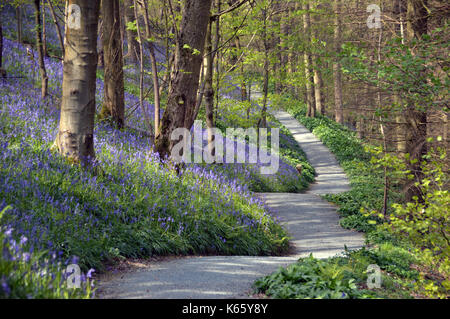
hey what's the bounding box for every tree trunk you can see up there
[55,0,100,164]
[214,0,221,121]
[192,61,205,121]
[235,36,247,101]
[34,0,48,99]
[406,0,428,39]
[394,0,407,153]
[204,20,215,159]
[46,0,65,57]
[100,0,125,128]
[404,107,427,201]
[42,0,48,57]
[303,2,315,118]
[63,1,68,46]
[161,2,172,96]
[313,68,324,115]
[119,0,125,56]
[333,0,344,124]
[97,21,104,68]
[159,53,174,97]
[154,0,213,160]
[16,7,22,43]
[261,7,269,128]
[403,0,428,202]
[311,2,324,115]
[394,95,406,153]
[134,0,154,141]
[124,0,139,63]
[141,0,161,136]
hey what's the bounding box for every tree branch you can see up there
[210,0,250,21]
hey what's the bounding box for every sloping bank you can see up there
[0,38,289,298]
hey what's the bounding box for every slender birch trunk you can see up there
[124,0,139,63]
[134,0,154,142]
[42,0,48,57]
[303,2,315,118]
[34,0,48,99]
[333,0,344,124]
[141,0,161,136]
[46,0,65,57]
[204,20,215,158]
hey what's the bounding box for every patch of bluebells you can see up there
[0,5,301,298]
[0,207,94,299]
[1,4,158,131]
[1,4,306,192]
[186,124,308,193]
[0,32,288,298]
[1,4,61,55]
[214,94,314,192]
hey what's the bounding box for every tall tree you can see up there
[403,0,429,202]
[34,0,48,99]
[100,0,125,128]
[261,2,270,127]
[303,2,315,118]
[46,0,65,57]
[141,0,161,136]
[333,0,343,124]
[155,0,213,160]
[55,0,100,164]
[394,0,407,154]
[124,0,139,63]
[134,0,154,140]
[214,0,221,118]
[41,0,47,57]
[16,6,22,43]
[228,0,247,101]
[204,19,215,158]
[311,1,324,115]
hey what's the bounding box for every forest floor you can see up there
[96,110,365,299]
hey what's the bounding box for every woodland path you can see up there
[96,111,364,299]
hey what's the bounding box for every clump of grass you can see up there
[254,243,417,299]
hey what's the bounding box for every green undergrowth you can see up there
[254,243,418,299]
[253,94,420,299]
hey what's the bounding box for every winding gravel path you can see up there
[97,111,364,299]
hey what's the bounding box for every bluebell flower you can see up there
[87,269,95,279]
[1,280,11,296]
